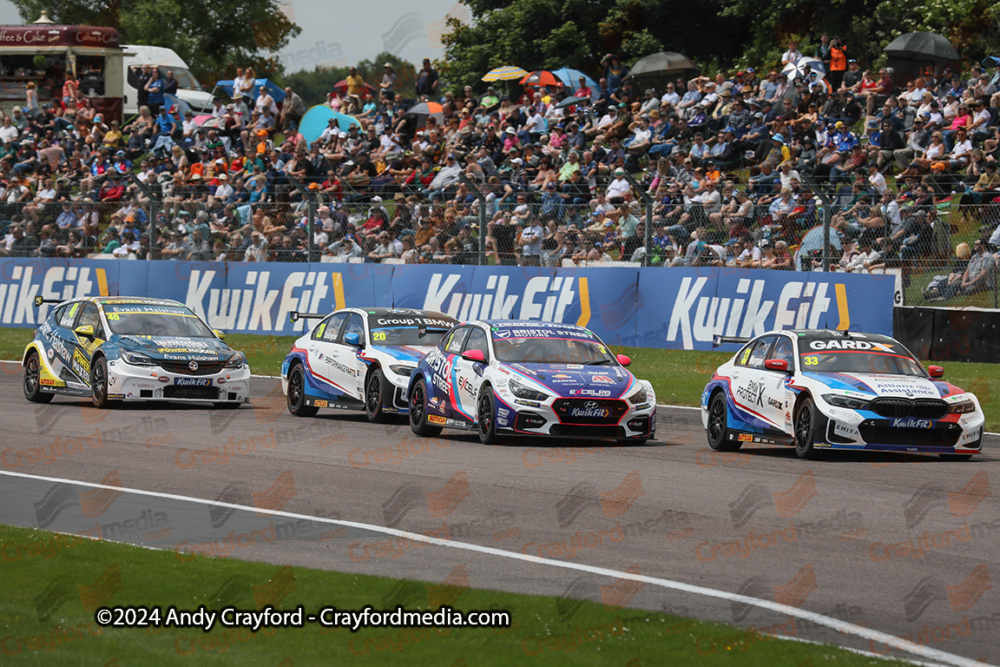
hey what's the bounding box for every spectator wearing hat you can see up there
[868,118,905,173]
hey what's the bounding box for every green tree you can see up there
[11,0,300,82]
[440,0,742,93]
[277,52,418,107]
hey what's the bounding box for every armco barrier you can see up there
[0,259,895,351]
[894,306,1000,363]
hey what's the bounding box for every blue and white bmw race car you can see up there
[701,329,985,460]
[406,320,656,444]
[23,296,250,408]
[281,308,458,421]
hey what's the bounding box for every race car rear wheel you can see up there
[409,381,442,437]
[286,365,318,417]
[707,391,739,451]
[794,398,824,460]
[477,387,499,445]
[23,351,53,404]
[90,357,118,409]
[365,368,389,423]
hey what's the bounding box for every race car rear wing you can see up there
[288,311,327,323]
[713,335,751,347]
[34,296,63,307]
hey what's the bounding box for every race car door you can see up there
[69,302,107,385]
[451,326,489,422]
[46,301,82,380]
[339,313,367,398]
[306,312,351,397]
[766,335,796,430]
[732,335,781,430]
[440,326,471,419]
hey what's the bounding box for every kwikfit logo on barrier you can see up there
[668,277,840,350]
[185,269,332,332]
[423,274,579,322]
[0,265,107,326]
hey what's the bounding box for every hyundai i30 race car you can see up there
[281,308,458,420]
[23,296,250,408]
[406,320,656,444]
[701,330,985,460]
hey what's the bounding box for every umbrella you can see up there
[164,93,191,117]
[625,52,699,88]
[482,66,529,82]
[781,57,826,79]
[793,225,843,271]
[550,67,600,100]
[197,117,226,130]
[299,105,362,147]
[405,101,444,129]
[520,71,563,88]
[884,32,959,62]
[554,94,591,109]
[331,79,378,98]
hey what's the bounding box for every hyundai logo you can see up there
[584,400,599,409]
[189,361,199,371]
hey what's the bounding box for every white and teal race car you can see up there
[281,308,458,421]
[701,329,985,460]
[23,296,250,408]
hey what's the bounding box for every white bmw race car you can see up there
[406,320,656,444]
[281,308,458,420]
[701,329,985,460]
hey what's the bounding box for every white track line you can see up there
[0,469,988,667]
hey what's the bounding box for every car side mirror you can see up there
[213,329,226,340]
[462,349,486,363]
[764,359,789,373]
[74,325,95,339]
[928,365,944,379]
[616,354,631,367]
[344,332,362,347]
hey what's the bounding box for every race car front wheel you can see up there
[409,381,442,437]
[794,398,824,460]
[478,387,499,445]
[287,365,318,417]
[23,351,53,404]
[90,357,119,409]
[365,369,389,423]
[707,392,738,451]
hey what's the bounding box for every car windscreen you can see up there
[369,326,451,346]
[799,345,924,376]
[103,304,215,337]
[492,334,615,364]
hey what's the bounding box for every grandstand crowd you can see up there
[1,47,999,298]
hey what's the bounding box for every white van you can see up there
[122,44,213,115]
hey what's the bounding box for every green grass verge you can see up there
[0,524,915,666]
[1,328,997,431]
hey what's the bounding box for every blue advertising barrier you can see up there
[0,259,895,351]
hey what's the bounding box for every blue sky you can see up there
[0,0,469,73]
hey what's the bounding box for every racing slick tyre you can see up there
[23,351,53,403]
[365,368,390,423]
[90,357,119,409]
[707,391,739,451]
[409,380,442,437]
[213,401,241,409]
[794,398,824,460]
[286,364,318,417]
[477,386,500,445]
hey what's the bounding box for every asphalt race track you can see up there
[1,361,998,666]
